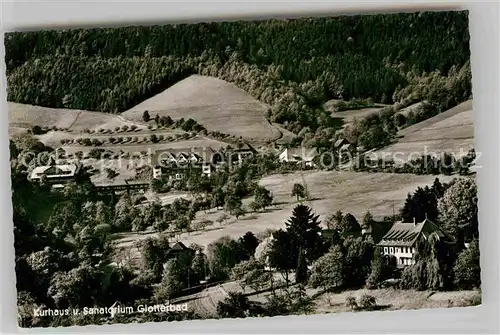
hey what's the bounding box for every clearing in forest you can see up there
[373,100,474,162]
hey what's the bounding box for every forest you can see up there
[6,11,470,135]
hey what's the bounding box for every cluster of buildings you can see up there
[150,143,257,180]
[27,137,456,271]
[26,137,358,186]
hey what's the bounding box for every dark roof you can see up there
[340,143,355,150]
[165,241,193,258]
[376,219,453,247]
[170,241,189,251]
[231,142,257,153]
[334,138,349,148]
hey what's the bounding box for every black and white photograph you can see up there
[4,9,481,328]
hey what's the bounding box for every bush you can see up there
[91,139,102,146]
[358,294,376,310]
[130,125,138,131]
[121,125,129,131]
[345,296,358,310]
[115,126,120,132]
[31,125,43,135]
[150,134,159,143]
[453,239,481,290]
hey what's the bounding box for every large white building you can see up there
[278,147,319,168]
[376,218,453,267]
[29,163,82,184]
[151,147,217,180]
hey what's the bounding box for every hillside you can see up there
[122,75,282,143]
[373,100,474,161]
[8,102,143,132]
[6,12,470,136]
[331,106,386,126]
[8,101,231,156]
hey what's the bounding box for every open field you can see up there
[8,102,82,129]
[121,75,283,144]
[174,277,479,317]
[8,102,144,132]
[332,107,385,125]
[323,99,388,127]
[114,170,457,255]
[313,288,480,314]
[61,137,230,155]
[373,100,474,162]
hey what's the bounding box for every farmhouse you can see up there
[279,147,319,167]
[228,142,258,164]
[151,147,217,179]
[165,241,195,259]
[29,163,82,184]
[334,138,356,153]
[377,218,453,267]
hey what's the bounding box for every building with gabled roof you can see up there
[164,241,195,259]
[334,138,349,148]
[29,163,82,184]
[278,147,319,167]
[151,147,217,179]
[376,218,454,267]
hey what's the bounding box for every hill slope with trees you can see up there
[6,11,471,136]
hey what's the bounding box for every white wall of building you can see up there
[382,246,416,266]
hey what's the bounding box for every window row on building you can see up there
[383,246,416,254]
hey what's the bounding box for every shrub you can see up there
[115,126,120,132]
[148,125,153,130]
[91,139,102,146]
[358,294,376,310]
[345,296,358,310]
[121,125,129,131]
[150,134,159,143]
[31,125,43,135]
[130,125,138,131]
[453,239,481,290]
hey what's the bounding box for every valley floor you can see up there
[113,170,458,264]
